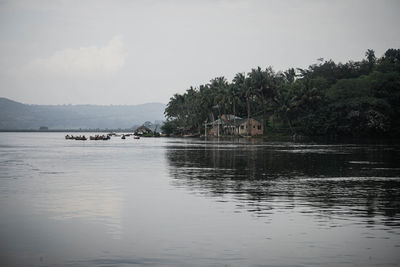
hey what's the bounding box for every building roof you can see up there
[206,114,243,126]
[221,114,242,121]
[206,118,227,126]
[235,118,261,126]
[206,116,261,127]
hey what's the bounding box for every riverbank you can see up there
[0,128,137,133]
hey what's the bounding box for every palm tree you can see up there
[248,66,277,132]
[272,86,297,134]
[283,68,296,84]
[198,84,214,122]
[165,93,186,134]
[209,76,228,119]
[233,72,254,135]
[228,83,241,121]
[365,49,376,72]
[183,87,200,133]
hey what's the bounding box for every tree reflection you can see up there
[166,140,400,226]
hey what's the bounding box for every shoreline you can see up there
[0,129,136,133]
[1,130,399,144]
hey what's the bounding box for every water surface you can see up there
[0,133,399,266]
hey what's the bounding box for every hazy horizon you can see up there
[1,0,400,105]
[0,96,166,106]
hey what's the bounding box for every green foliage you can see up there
[161,120,179,136]
[164,48,400,137]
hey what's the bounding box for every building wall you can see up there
[208,126,238,136]
[207,118,263,136]
[208,126,219,136]
[238,119,263,136]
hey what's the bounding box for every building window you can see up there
[258,125,261,130]
[253,125,255,128]
[240,125,244,129]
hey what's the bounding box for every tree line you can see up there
[163,49,400,137]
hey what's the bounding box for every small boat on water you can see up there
[65,134,87,140]
[89,135,110,140]
[133,135,140,139]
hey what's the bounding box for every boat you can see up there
[89,135,110,140]
[74,135,87,141]
[65,134,87,140]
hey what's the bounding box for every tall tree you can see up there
[248,66,277,131]
[233,72,253,135]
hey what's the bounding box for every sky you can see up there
[0,0,399,105]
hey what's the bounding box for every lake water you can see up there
[0,133,399,266]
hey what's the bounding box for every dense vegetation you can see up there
[163,49,400,138]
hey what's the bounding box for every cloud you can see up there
[18,35,125,78]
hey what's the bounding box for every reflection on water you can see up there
[167,139,400,227]
[0,135,124,238]
[1,134,400,266]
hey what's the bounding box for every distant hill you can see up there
[0,97,166,130]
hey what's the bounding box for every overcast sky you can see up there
[0,0,399,105]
